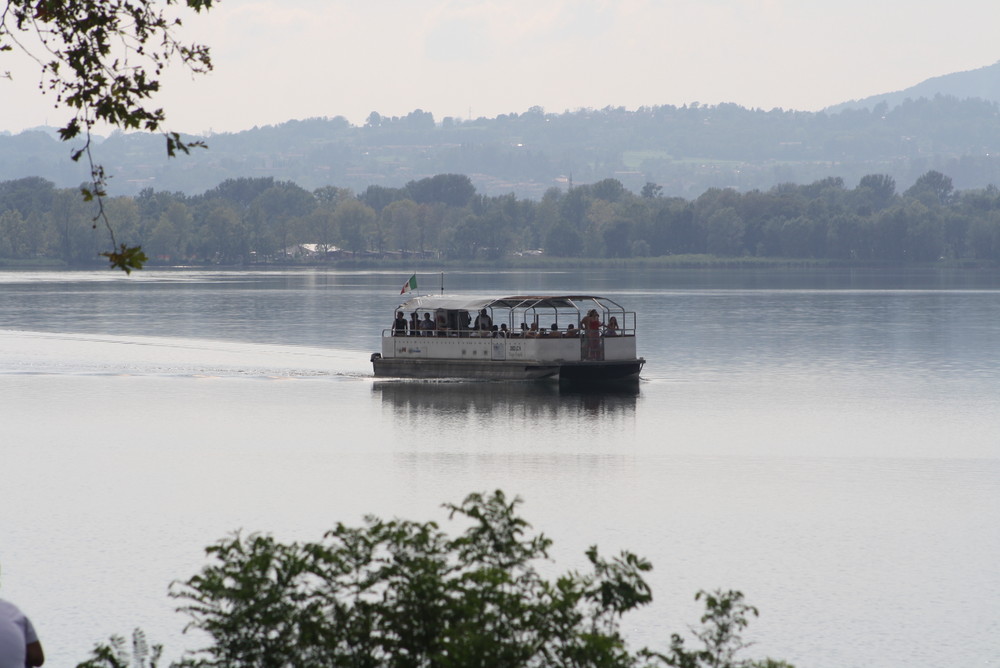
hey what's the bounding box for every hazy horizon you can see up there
[2,0,998,136]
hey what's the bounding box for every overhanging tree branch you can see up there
[1,0,214,271]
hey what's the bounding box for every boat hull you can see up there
[371,355,644,383]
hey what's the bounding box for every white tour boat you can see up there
[371,294,645,383]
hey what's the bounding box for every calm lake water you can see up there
[1,268,998,667]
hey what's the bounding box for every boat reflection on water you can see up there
[372,379,638,421]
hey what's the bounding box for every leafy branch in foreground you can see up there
[1,0,214,271]
[649,589,794,668]
[76,628,162,668]
[77,491,793,668]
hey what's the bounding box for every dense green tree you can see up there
[204,178,278,210]
[297,209,339,254]
[641,182,664,199]
[103,197,143,251]
[359,185,407,212]
[406,174,476,208]
[968,211,1000,261]
[380,199,421,252]
[561,187,589,230]
[649,201,700,255]
[167,491,648,667]
[905,170,954,206]
[197,201,245,262]
[545,223,584,257]
[825,213,867,260]
[0,177,57,216]
[116,490,789,668]
[0,210,27,258]
[49,188,100,265]
[592,178,627,202]
[252,182,317,256]
[705,207,745,256]
[313,185,353,208]
[901,202,945,261]
[855,174,897,213]
[334,198,377,252]
[604,220,634,258]
[778,216,826,258]
[146,201,194,261]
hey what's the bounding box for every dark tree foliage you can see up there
[203,178,278,209]
[76,491,792,668]
[3,170,1000,266]
[592,178,627,202]
[905,170,954,205]
[170,491,656,668]
[406,174,476,208]
[359,184,409,212]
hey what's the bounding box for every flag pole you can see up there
[440,272,444,295]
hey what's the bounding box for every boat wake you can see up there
[0,329,371,381]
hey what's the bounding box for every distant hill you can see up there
[826,60,1000,112]
[3,64,1000,199]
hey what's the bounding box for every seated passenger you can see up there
[548,323,560,336]
[525,322,541,338]
[565,323,577,338]
[605,316,620,336]
[499,323,510,338]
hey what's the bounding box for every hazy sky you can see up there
[3,0,999,135]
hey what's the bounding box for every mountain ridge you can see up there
[825,60,1000,112]
[2,63,1000,199]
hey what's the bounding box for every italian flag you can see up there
[400,274,417,294]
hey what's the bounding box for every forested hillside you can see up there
[2,170,998,267]
[2,95,999,200]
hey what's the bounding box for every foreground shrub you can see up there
[78,491,792,668]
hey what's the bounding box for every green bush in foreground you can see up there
[78,491,792,668]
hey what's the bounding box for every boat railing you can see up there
[382,327,636,338]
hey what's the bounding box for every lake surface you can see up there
[0,268,998,667]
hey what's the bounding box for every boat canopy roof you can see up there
[397,295,629,313]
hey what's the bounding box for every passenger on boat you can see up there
[525,322,541,338]
[604,316,620,336]
[499,323,510,338]
[548,323,560,336]
[458,310,472,336]
[419,312,436,335]
[393,312,408,336]
[474,308,493,332]
[581,309,603,359]
[409,312,419,334]
[565,323,577,338]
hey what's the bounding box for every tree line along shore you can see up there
[1,169,999,269]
